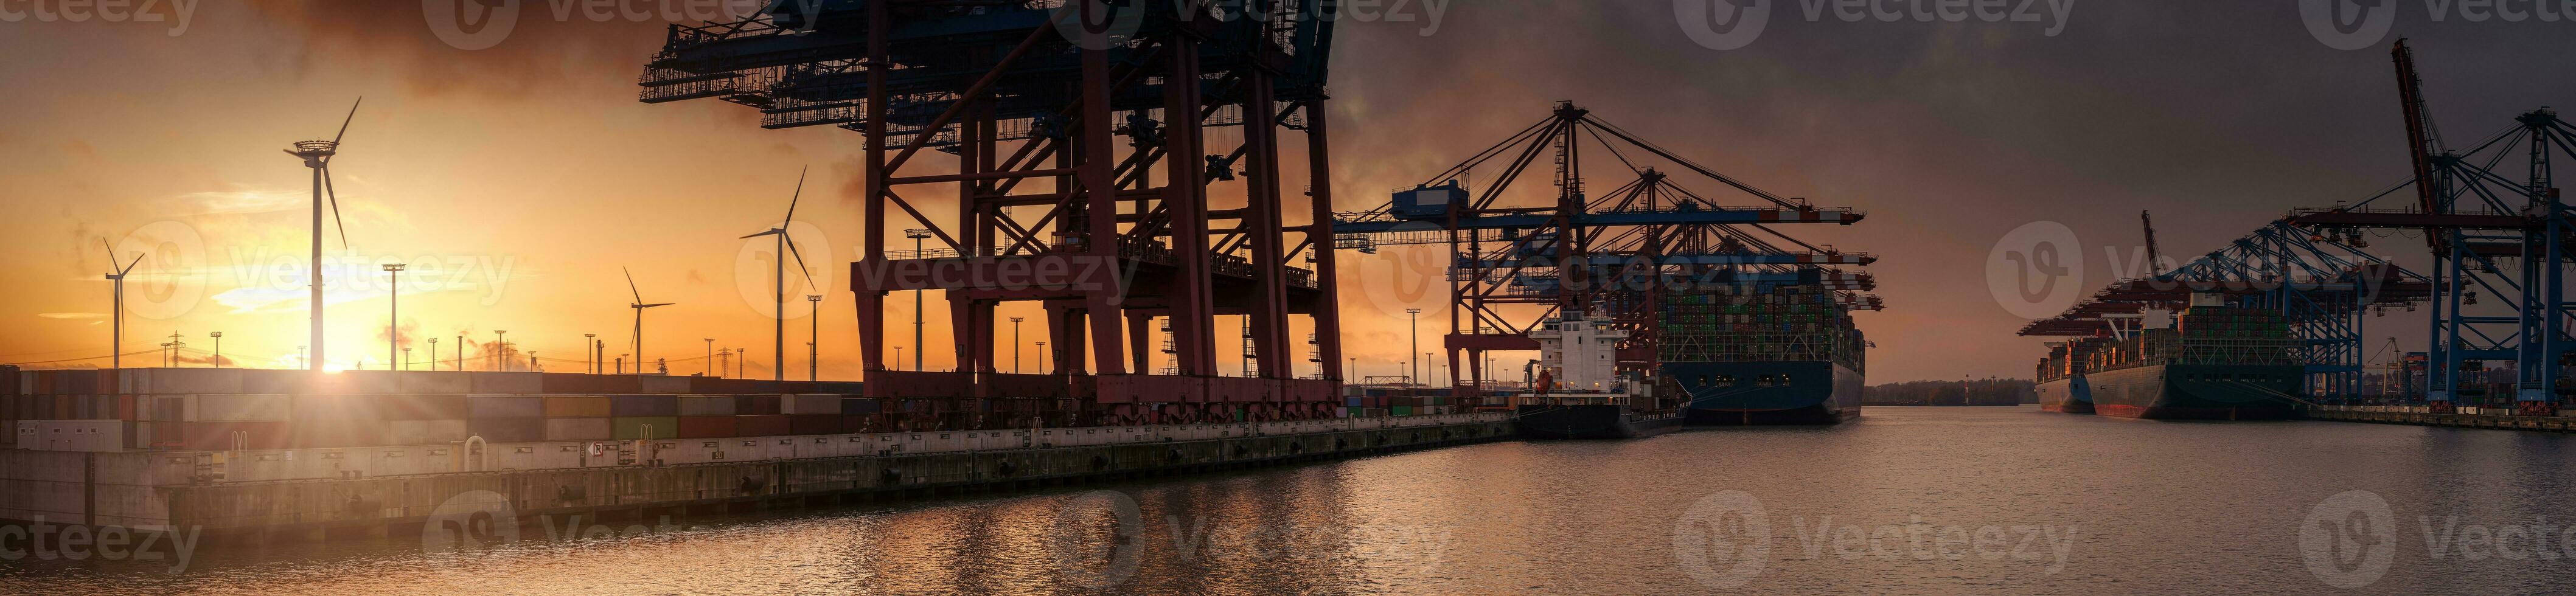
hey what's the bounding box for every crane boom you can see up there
[2392,39,2448,252]
[2140,210,2163,275]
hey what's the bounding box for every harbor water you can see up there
[6,406,2575,594]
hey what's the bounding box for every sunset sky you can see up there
[3,2,2571,383]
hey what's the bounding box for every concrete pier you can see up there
[2300,406,2576,433]
[0,415,1512,542]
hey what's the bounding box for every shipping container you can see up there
[739,393,782,415]
[543,396,613,418]
[677,415,737,439]
[468,417,546,443]
[290,394,384,421]
[149,368,245,394]
[637,376,691,394]
[840,398,882,415]
[242,371,311,395]
[198,394,292,421]
[397,370,475,393]
[381,394,471,420]
[679,396,739,417]
[389,419,469,445]
[736,414,791,437]
[594,375,642,395]
[613,416,680,440]
[290,419,389,449]
[468,395,545,418]
[540,373,602,394]
[469,372,544,393]
[781,394,840,415]
[789,414,841,435]
[611,395,680,417]
[328,370,402,394]
[179,420,291,451]
[543,417,613,442]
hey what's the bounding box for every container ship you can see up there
[2034,341,2097,414]
[2024,295,2305,420]
[1660,285,1868,425]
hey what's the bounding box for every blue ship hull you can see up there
[1665,361,1862,425]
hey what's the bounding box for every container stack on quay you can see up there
[1,367,902,453]
[2078,308,2301,373]
[1338,384,1488,418]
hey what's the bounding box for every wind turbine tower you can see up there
[284,98,361,371]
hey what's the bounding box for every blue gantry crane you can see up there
[1332,102,1880,404]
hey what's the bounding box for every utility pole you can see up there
[209,331,223,368]
[403,347,413,370]
[1009,317,1025,374]
[166,331,184,367]
[495,330,509,372]
[585,333,597,374]
[426,338,437,371]
[907,229,931,372]
[807,294,823,381]
[383,263,405,370]
[704,338,715,376]
[454,334,462,370]
[1406,308,1422,385]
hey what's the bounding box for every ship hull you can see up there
[1515,404,1683,440]
[2087,363,2302,420]
[1667,361,1862,426]
[2036,375,2095,414]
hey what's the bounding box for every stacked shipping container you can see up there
[1,369,889,452]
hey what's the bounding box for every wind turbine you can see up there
[625,267,675,375]
[739,167,817,381]
[284,97,362,371]
[100,240,144,369]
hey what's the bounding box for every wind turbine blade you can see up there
[782,166,807,226]
[785,235,816,289]
[100,238,116,272]
[624,266,643,303]
[122,254,145,275]
[332,97,363,145]
[740,229,783,239]
[323,167,350,251]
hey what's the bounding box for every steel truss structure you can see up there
[1332,102,1878,404]
[641,1,1348,428]
[2285,40,2574,414]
